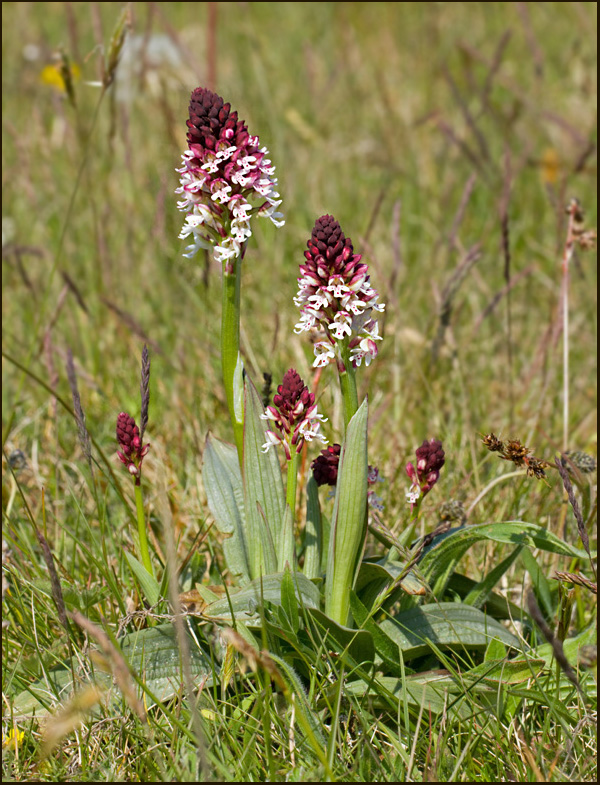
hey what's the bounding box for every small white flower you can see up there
[405,484,421,505]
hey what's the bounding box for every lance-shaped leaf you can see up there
[11,624,214,717]
[303,475,323,580]
[307,607,374,666]
[243,378,285,578]
[416,520,589,599]
[324,398,369,626]
[379,602,522,662]
[202,571,320,623]
[203,434,250,583]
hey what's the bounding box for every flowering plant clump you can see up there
[176,87,284,265]
[405,438,445,506]
[294,215,385,368]
[116,412,149,485]
[261,368,327,460]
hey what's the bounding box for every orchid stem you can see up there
[134,481,154,578]
[221,254,244,462]
[286,451,299,519]
[339,343,359,430]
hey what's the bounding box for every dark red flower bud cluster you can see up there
[116,412,149,484]
[311,443,342,487]
[187,87,249,156]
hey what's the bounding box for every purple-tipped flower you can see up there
[311,443,342,486]
[116,412,149,484]
[261,369,327,460]
[405,438,445,505]
[176,87,284,265]
[294,215,385,368]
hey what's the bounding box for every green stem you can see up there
[134,482,154,578]
[286,450,299,518]
[221,255,244,461]
[338,343,359,430]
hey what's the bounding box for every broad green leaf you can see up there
[280,564,300,634]
[446,573,523,620]
[306,607,374,666]
[12,624,214,717]
[303,476,323,580]
[202,571,320,623]
[343,673,472,719]
[464,656,546,685]
[349,592,404,677]
[485,638,508,662]
[379,602,522,661]
[124,551,161,606]
[203,434,250,583]
[464,545,524,610]
[417,521,588,598]
[280,505,295,572]
[344,653,547,720]
[520,547,555,618]
[243,378,285,578]
[356,559,428,598]
[325,398,369,625]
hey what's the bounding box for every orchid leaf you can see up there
[325,397,369,625]
[379,602,522,662]
[416,521,588,599]
[202,571,320,624]
[307,607,374,666]
[242,377,285,578]
[11,624,214,717]
[203,434,250,583]
[303,476,323,580]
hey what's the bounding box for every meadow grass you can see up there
[2,2,597,781]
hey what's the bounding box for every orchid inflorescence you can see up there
[116,412,149,485]
[405,438,446,506]
[176,87,284,266]
[261,368,327,460]
[294,215,385,368]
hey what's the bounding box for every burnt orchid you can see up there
[405,438,445,508]
[115,348,154,579]
[294,215,384,429]
[176,87,284,460]
[176,87,283,264]
[312,443,342,487]
[312,445,383,509]
[295,215,384,367]
[261,369,327,519]
[261,369,327,460]
[116,412,149,484]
